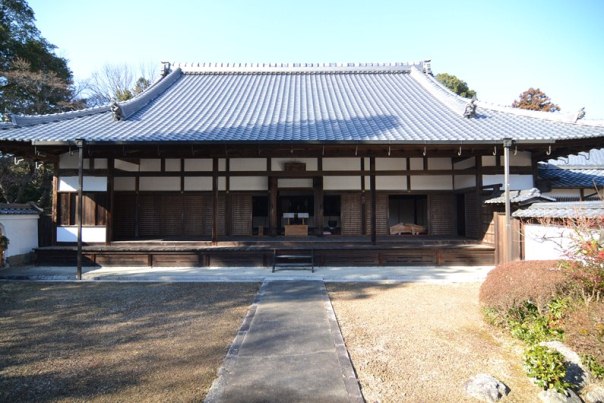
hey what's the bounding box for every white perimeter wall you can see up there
[57,226,106,243]
[524,224,574,260]
[0,215,39,257]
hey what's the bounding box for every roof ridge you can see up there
[9,104,111,127]
[474,99,603,125]
[115,67,182,120]
[6,67,184,127]
[172,61,427,74]
[409,67,469,116]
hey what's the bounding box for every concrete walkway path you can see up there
[0,264,493,283]
[204,280,363,403]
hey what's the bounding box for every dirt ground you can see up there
[0,282,258,402]
[328,282,543,403]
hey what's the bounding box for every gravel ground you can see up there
[328,282,542,402]
[0,282,258,402]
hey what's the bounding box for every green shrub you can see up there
[524,345,572,393]
[507,300,564,344]
[582,354,604,379]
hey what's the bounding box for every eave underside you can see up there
[3,137,604,162]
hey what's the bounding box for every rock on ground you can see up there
[465,373,510,402]
[538,389,582,403]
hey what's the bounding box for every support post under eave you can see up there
[503,138,513,263]
[370,156,377,245]
[76,139,85,280]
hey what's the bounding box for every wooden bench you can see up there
[272,249,314,273]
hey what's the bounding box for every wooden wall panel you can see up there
[183,194,205,236]
[464,191,480,239]
[160,194,183,236]
[112,193,136,240]
[230,193,252,236]
[429,193,456,236]
[138,194,159,237]
[365,193,389,236]
[341,193,362,235]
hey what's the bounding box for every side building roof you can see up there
[1,61,604,146]
[513,201,604,219]
[538,148,604,189]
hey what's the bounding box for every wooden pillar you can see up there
[370,156,377,244]
[51,162,59,245]
[361,158,366,235]
[313,177,324,236]
[475,155,483,240]
[106,158,114,244]
[75,139,84,280]
[269,176,278,236]
[225,158,231,236]
[212,158,218,244]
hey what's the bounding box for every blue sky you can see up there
[29,0,604,119]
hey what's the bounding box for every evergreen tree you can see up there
[436,73,477,99]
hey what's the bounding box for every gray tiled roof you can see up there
[538,163,604,188]
[484,188,556,204]
[513,201,604,219]
[547,148,604,167]
[0,203,42,215]
[1,62,604,145]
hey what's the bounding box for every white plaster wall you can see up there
[94,159,108,169]
[323,158,360,171]
[482,156,496,167]
[272,158,318,171]
[218,177,226,191]
[376,158,406,171]
[219,159,226,171]
[139,159,161,171]
[278,179,313,188]
[115,159,139,172]
[506,151,533,167]
[428,158,452,170]
[409,158,423,170]
[114,177,136,191]
[0,215,38,257]
[139,177,180,191]
[376,176,407,191]
[59,176,107,192]
[410,175,452,190]
[454,157,475,170]
[230,158,266,171]
[184,177,213,191]
[165,159,181,172]
[324,176,362,190]
[230,176,267,191]
[482,174,534,190]
[57,226,106,243]
[184,159,212,171]
[524,224,574,260]
[454,175,476,189]
[59,153,90,169]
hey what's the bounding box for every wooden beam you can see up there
[370,157,377,245]
[76,139,84,280]
[225,158,231,236]
[51,162,58,245]
[269,176,278,236]
[361,158,366,235]
[212,158,218,244]
[106,158,114,244]
[313,177,324,236]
